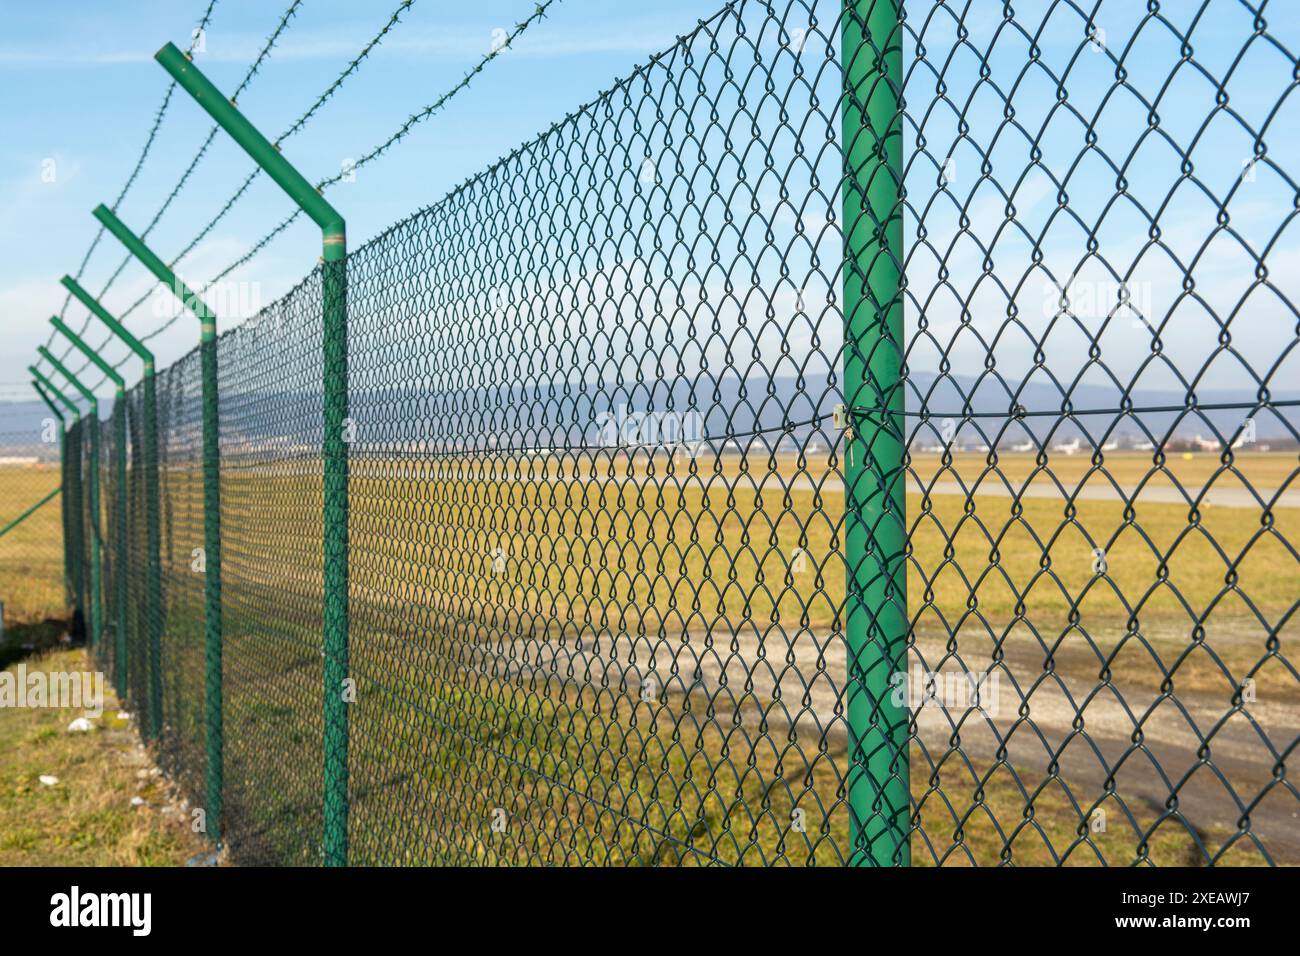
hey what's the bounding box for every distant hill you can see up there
[0,372,1294,455]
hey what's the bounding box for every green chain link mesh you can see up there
[10,0,1296,866]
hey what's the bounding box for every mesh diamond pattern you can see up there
[39,0,1297,866]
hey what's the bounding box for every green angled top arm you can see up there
[61,275,155,372]
[32,378,65,424]
[37,346,98,411]
[50,317,125,390]
[91,204,217,335]
[154,41,345,250]
[30,366,81,418]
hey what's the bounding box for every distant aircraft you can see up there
[1101,439,1120,452]
[1132,440,1156,451]
[1010,440,1035,453]
[1192,434,1220,452]
[1052,438,1082,455]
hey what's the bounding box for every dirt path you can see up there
[452,621,1299,863]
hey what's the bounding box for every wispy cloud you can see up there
[0,18,680,70]
[0,48,153,67]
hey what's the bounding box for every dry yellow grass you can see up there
[0,464,65,623]
[2,450,1292,866]
[0,468,211,865]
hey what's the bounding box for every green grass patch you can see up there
[0,646,211,866]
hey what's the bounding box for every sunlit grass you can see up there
[0,647,210,866]
[3,451,1293,865]
[0,465,65,624]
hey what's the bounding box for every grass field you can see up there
[1,448,1294,865]
[0,641,211,866]
[343,679,1252,866]
[0,464,63,624]
[0,466,210,865]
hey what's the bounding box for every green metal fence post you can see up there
[38,348,103,657]
[32,368,83,629]
[154,40,351,866]
[62,275,163,739]
[92,205,223,843]
[31,379,70,602]
[50,317,129,698]
[70,422,85,638]
[66,419,85,639]
[841,0,909,866]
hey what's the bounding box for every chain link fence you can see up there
[20,0,1299,865]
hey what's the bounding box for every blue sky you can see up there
[0,0,725,400]
[2,0,1297,417]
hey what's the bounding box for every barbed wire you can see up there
[322,0,560,190]
[111,0,562,361]
[166,0,420,277]
[90,1,307,307]
[59,0,562,396]
[43,0,220,353]
[51,0,306,380]
[68,0,431,394]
